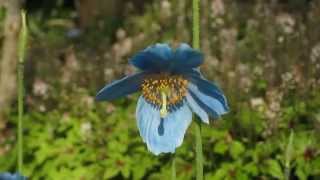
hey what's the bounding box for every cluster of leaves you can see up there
[1,87,320,179]
[202,93,320,179]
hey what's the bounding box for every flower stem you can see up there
[195,120,203,180]
[171,156,176,180]
[192,0,203,179]
[192,0,200,50]
[18,10,27,173]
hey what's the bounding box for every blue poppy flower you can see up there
[96,43,229,155]
[0,172,27,180]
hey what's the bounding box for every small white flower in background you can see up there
[104,68,114,82]
[250,97,265,112]
[276,13,295,34]
[116,28,126,41]
[112,29,133,62]
[122,38,133,57]
[81,122,92,139]
[281,72,293,83]
[207,56,219,67]
[81,96,94,108]
[39,104,46,112]
[238,63,249,74]
[227,71,236,79]
[240,77,252,93]
[277,36,284,43]
[33,78,49,98]
[106,104,116,113]
[211,0,225,17]
[253,66,263,76]
[161,0,172,18]
[311,43,320,63]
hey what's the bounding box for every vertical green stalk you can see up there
[285,130,294,180]
[192,0,203,179]
[18,10,28,173]
[194,121,203,180]
[192,0,200,50]
[171,156,176,180]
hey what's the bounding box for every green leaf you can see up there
[264,159,284,179]
[230,141,245,159]
[103,167,119,179]
[236,171,250,180]
[243,162,258,176]
[214,140,228,154]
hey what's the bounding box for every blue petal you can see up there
[0,172,27,180]
[172,43,204,71]
[188,83,229,118]
[96,72,145,101]
[136,96,192,155]
[186,93,209,123]
[130,43,173,71]
[188,73,229,111]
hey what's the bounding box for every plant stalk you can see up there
[17,10,27,173]
[192,0,203,179]
[192,0,200,50]
[195,121,203,180]
[171,156,176,180]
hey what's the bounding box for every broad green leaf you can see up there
[214,140,228,154]
[230,141,245,159]
[265,159,284,179]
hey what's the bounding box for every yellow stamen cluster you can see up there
[141,74,189,111]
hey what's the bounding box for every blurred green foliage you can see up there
[2,89,320,179]
[1,0,320,179]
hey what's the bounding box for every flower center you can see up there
[141,74,189,117]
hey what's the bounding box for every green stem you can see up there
[18,10,27,173]
[192,0,200,50]
[171,156,176,180]
[193,0,203,179]
[195,121,203,180]
[17,57,24,173]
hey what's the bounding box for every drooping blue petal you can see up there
[136,96,192,155]
[188,83,229,118]
[172,43,204,71]
[0,172,27,180]
[96,72,145,101]
[187,73,229,111]
[186,93,209,124]
[130,43,173,71]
